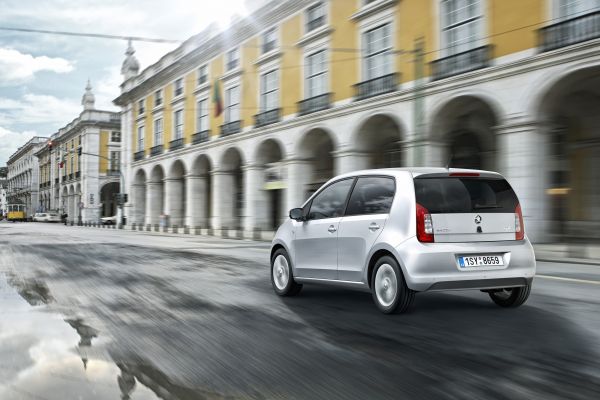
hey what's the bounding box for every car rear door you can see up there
[293,178,355,279]
[414,175,520,242]
[337,176,396,282]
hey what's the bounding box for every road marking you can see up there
[537,274,600,285]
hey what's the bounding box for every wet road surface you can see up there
[1,222,600,399]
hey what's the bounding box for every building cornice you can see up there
[114,0,313,106]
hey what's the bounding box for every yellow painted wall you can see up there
[398,0,435,81]
[489,0,545,58]
[242,37,259,127]
[331,0,358,102]
[210,56,224,137]
[164,86,173,148]
[280,14,301,117]
[184,72,196,143]
[99,130,109,173]
[144,95,153,151]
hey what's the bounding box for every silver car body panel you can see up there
[272,167,536,293]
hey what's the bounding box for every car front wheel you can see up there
[270,248,302,297]
[371,256,414,314]
[488,283,531,308]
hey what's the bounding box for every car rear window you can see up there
[414,177,518,214]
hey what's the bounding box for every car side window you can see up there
[345,176,396,216]
[307,179,354,220]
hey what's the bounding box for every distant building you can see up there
[35,81,121,223]
[114,0,600,242]
[6,137,48,218]
[0,179,7,216]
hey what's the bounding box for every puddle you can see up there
[0,272,160,400]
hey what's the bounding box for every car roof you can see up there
[331,167,503,180]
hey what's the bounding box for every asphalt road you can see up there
[1,222,599,400]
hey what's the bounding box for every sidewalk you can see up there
[71,222,600,266]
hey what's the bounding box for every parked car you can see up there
[101,215,117,225]
[33,212,61,222]
[270,168,536,314]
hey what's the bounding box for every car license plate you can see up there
[458,255,504,268]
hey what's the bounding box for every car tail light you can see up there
[416,203,434,243]
[515,203,524,240]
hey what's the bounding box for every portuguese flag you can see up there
[213,79,223,117]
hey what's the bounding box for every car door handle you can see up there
[328,225,337,233]
[369,223,380,232]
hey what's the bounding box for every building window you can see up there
[110,151,120,172]
[441,0,482,55]
[306,2,325,32]
[137,126,144,151]
[306,50,327,98]
[154,89,163,107]
[154,118,163,145]
[197,65,208,86]
[174,78,184,97]
[558,0,600,18]
[111,131,121,142]
[78,136,82,146]
[363,24,392,80]
[138,99,145,115]
[260,70,278,111]
[262,28,277,53]
[225,86,240,123]
[197,99,209,132]
[226,48,240,71]
[174,110,184,139]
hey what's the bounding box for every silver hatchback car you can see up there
[270,168,536,314]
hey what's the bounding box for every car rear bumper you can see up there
[396,237,536,292]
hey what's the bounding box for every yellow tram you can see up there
[6,204,26,222]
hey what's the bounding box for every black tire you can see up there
[270,248,302,297]
[488,283,531,308]
[371,256,414,314]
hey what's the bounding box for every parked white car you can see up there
[101,215,117,225]
[33,212,61,223]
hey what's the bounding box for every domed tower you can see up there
[81,79,95,110]
[121,39,140,81]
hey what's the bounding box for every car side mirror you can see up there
[289,208,305,221]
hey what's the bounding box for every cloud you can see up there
[0,126,38,165]
[0,93,81,126]
[0,48,74,86]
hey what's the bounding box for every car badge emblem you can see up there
[474,215,482,224]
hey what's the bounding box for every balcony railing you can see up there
[220,120,242,136]
[107,168,120,177]
[150,144,164,156]
[134,150,145,161]
[68,173,74,181]
[298,93,331,116]
[193,130,210,144]
[354,73,398,101]
[539,11,600,52]
[75,171,80,179]
[169,138,184,151]
[54,178,59,184]
[430,45,492,81]
[254,108,281,128]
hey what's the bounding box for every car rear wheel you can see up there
[488,283,531,308]
[271,249,302,297]
[371,256,414,314]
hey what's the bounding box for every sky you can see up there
[0,0,260,166]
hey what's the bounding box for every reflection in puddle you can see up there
[0,272,159,400]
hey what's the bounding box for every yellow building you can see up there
[115,0,600,242]
[36,81,121,223]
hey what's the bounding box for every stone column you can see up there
[146,181,162,225]
[211,170,234,230]
[284,158,311,212]
[132,183,146,225]
[186,174,210,227]
[165,177,184,226]
[243,164,265,232]
[333,150,370,175]
[497,117,550,243]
